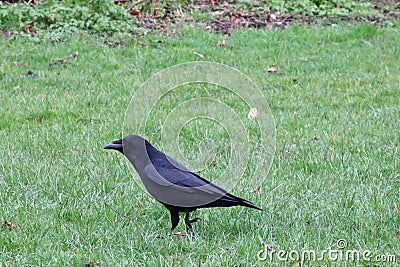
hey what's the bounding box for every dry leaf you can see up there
[24,23,34,34]
[64,92,71,97]
[235,9,243,17]
[222,28,231,35]
[14,85,21,91]
[193,51,205,58]
[394,202,398,214]
[394,231,400,238]
[152,8,159,17]
[221,1,229,7]
[153,71,162,77]
[137,41,146,46]
[36,118,43,125]
[213,11,224,16]
[247,107,259,119]
[13,62,23,66]
[230,16,236,23]
[1,220,16,230]
[293,262,300,267]
[210,0,218,6]
[216,40,227,47]
[172,231,185,237]
[173,9,184,17]
[129,10,142,19]
[267,65,277,73]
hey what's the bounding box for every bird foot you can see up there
[188,217,201,224]
[184,217,201,232]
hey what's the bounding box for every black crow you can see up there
[104,135,262,231]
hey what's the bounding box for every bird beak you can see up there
[104,139,123,152]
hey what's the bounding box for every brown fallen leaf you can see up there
[247,107,259,119]
[137,41,145,46]
[153,71,162,77]
[216,40,227,47]
[193,51,205,58]
[394,231,400,238]
[13,62,23,66]
[14,85,21,91]
[235,9,243,17]
[394,202,398,214]
[36,118,43,125]
[129,10,142,19]
[172,231,185,237]
[230,16,236,23]
[1,220,16,230]
[152,8,159,17]
[213,10,224,16]
[73,146,82,152]
[221,1,229,7]
[210,0,218,6]
[24,23,34,34]
[267,65,277,73]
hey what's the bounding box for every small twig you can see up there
[280,12,298,24]
[193,51,205,58]
[210,18,225,25]
[50,51,78,66]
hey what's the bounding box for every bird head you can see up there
[104,135,147,155]
[103,138,123,153]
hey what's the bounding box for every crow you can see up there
[104,135,262,231]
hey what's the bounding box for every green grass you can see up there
[0,23,399,266]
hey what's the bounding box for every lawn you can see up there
[0,23,399,266]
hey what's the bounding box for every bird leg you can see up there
[184,212,200,231]
[169,210,180,231]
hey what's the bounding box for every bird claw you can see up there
[184,217,201,233]
[189,217,200,224]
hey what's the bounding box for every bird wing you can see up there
[139,141,233,207]
[143,157,227,196]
